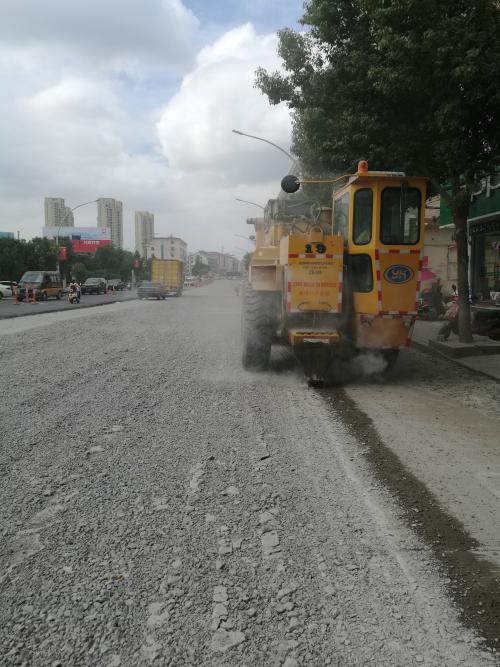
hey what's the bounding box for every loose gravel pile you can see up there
[0,283,496,665]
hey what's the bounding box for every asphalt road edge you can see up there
[0,297,135,320]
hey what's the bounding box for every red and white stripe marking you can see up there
[374,249,383,311]
[377,249,421,255]
[286,281,292,312]
[337,270,343,309]
[288,253,343,260]
[415,249,424,310]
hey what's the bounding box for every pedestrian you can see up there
[437,298,459,341]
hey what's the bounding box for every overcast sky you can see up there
[0,0,304,256]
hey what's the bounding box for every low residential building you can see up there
[146,236,188,263]
[205,251,242,275]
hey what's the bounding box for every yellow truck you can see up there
[150,259,184,297]
[242,160,427,384]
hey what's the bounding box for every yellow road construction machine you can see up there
[241,161,427,384]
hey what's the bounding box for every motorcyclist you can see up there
[69,278,81,302]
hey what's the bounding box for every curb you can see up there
[410,339,500,384]
[0,297,136,321]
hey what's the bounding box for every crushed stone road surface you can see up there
[0,282,497,666]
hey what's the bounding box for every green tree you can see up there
[71,262,88,283]
[192,258,210,277]
[243,252,253,271]
[26,237,58,271]
[0,239,29,281]
[89,246,135,281]
[257,0,500,342]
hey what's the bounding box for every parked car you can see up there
[137,281,167,300]
[0,281,14,299]
[17,271,63,301]
[81,277,107,295]
[107,278,125,291]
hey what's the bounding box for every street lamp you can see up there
[55,199,99,247]
[232,129,296,164]
[235,197,265,211]
[234,234,255,244]
[55,199,99,280]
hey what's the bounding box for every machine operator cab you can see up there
[282,161,427,351]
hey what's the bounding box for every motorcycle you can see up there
[68,288,80,304]
[417,284,446,320]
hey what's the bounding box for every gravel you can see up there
[0,282,496,666]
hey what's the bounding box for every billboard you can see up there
[43,226,111,241]
[72,239,111,253]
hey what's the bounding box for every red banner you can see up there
[72,239,112,253]
[58,246,67,261]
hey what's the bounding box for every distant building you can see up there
[146,236,187,263]
[0,231,15,239]
[134,211,154,257]
[44,197,73,227]
[187,251,209,275]
[97,198,123,248]
[205,251,242,275]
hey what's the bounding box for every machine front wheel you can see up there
[381,349,399,372]
[241,287,274,371]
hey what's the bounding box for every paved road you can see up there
[0,281,498,666]
[0,290,137,319]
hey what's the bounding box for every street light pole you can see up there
[55,199,99,248]
[234,234,255,244]
[55,199,99,280]
[235,198,265,211]
[232,129,296,164]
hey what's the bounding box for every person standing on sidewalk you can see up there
[437,296,459,341]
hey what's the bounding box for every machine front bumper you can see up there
[288,330,341,346]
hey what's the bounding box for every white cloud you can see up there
[0,14,292,257]
[0,0,199,72]
[157,23,292,184]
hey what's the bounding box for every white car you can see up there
[0,281,14,299]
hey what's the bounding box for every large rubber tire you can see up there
[241,287,275,371]
[381,349,399,372]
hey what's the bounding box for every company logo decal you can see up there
[384,264,414,284]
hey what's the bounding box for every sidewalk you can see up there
[411,319,500,382]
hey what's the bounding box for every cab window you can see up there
[333,192,349,238]
[380,187,420,245]
[353,189,372,245]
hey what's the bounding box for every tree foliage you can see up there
[256,0,500,341]
[192,258,210,277]
[0,238,136,283]
[0,238,58,281]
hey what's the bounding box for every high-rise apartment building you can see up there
[44,197,74,227]
[134,211,154,257]
[97,198,123,248]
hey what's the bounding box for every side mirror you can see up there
[281,174,301,194]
